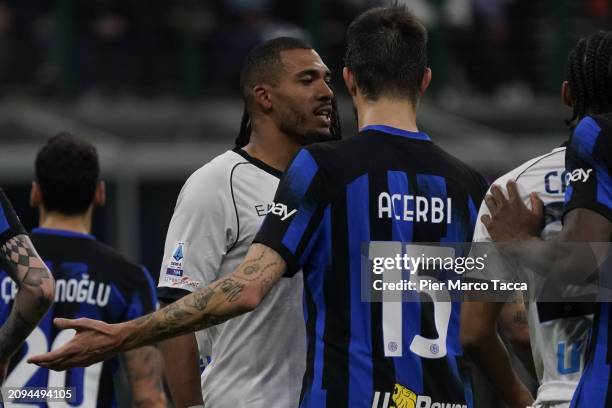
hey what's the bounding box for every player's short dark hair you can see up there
[35,132,100,215]
[236,36,343,147]
[566,30,612,127]
[240,36,313,104]
[344,5,428,103]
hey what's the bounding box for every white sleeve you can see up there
[472,198,492,243]
[470,176,526,285]
[157,166,237,298]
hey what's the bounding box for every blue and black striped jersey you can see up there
[0,228,157,408]
[566,114,612,408]
[255,125,488,408]
[564,114,612,222]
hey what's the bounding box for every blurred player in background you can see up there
[29,6,488,408]
[156,37,340,408]
[461,30,612,408]
[0,190,54,383]
[0,134,165,407]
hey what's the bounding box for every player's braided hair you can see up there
[235,95,342,147]
[235,105,251,147]
[566,30,612,127]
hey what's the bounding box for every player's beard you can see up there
[279,105,332,146]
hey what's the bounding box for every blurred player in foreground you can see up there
[29,6,488,408]
[461,30,612,408]
[156,37,339,408]
[1,134,165,406]
[0,190,54,383]
[480,41,612,408]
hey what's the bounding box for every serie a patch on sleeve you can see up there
[166,240,187,277]
[161,241,201,289]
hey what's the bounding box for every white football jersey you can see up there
[472,147,594,404]
[157,148,306,408]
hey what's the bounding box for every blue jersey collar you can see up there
[31,227,95,240]
[360,125,431,142]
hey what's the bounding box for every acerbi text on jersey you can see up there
[378,192,452,224]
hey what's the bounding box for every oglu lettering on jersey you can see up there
[1,274,111,306]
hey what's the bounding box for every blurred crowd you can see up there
[0,0,610,98]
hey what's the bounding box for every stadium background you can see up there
[0,0,608,281]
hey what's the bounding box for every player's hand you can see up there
[481,180,544,242]
[27,317,127,370]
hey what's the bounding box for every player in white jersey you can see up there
[155,37,339,408]
[463,147,595,408]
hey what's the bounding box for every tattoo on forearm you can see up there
[184,287,214,310]
[236,247,272,280]
[0,310,31,359]
[133,313,154,327]
[0,235,52,360]
[218,278,245,302]
[130,246,284,346]
[243,265,259,275]
[1,236,51,288]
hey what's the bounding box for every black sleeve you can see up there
[563,115,612,223]
[0,188,27,247]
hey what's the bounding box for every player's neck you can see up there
[357,97,419,132]
[243,128,299,172]
[38,209,93,235]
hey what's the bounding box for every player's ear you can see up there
[343,67,357,97]
[93,180,106,207]
[252,85,272,111]
[561,81,573,108]
[419,68,432,96]
[30,181,41,208]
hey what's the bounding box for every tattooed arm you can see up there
[0,234,54,381]
[29,244,285,370]
[124,346,167,408]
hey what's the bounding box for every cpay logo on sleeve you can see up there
[166,241,187,277]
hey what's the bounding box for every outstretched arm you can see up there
[0,234,54,381]
[29,244,285,370]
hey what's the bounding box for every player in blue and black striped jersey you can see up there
[253,131,486,407]
[0,134,166,407]
[481,33,612,408]
[27,6,486,408]
[252,8,487,407]
[565,113,612,407]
